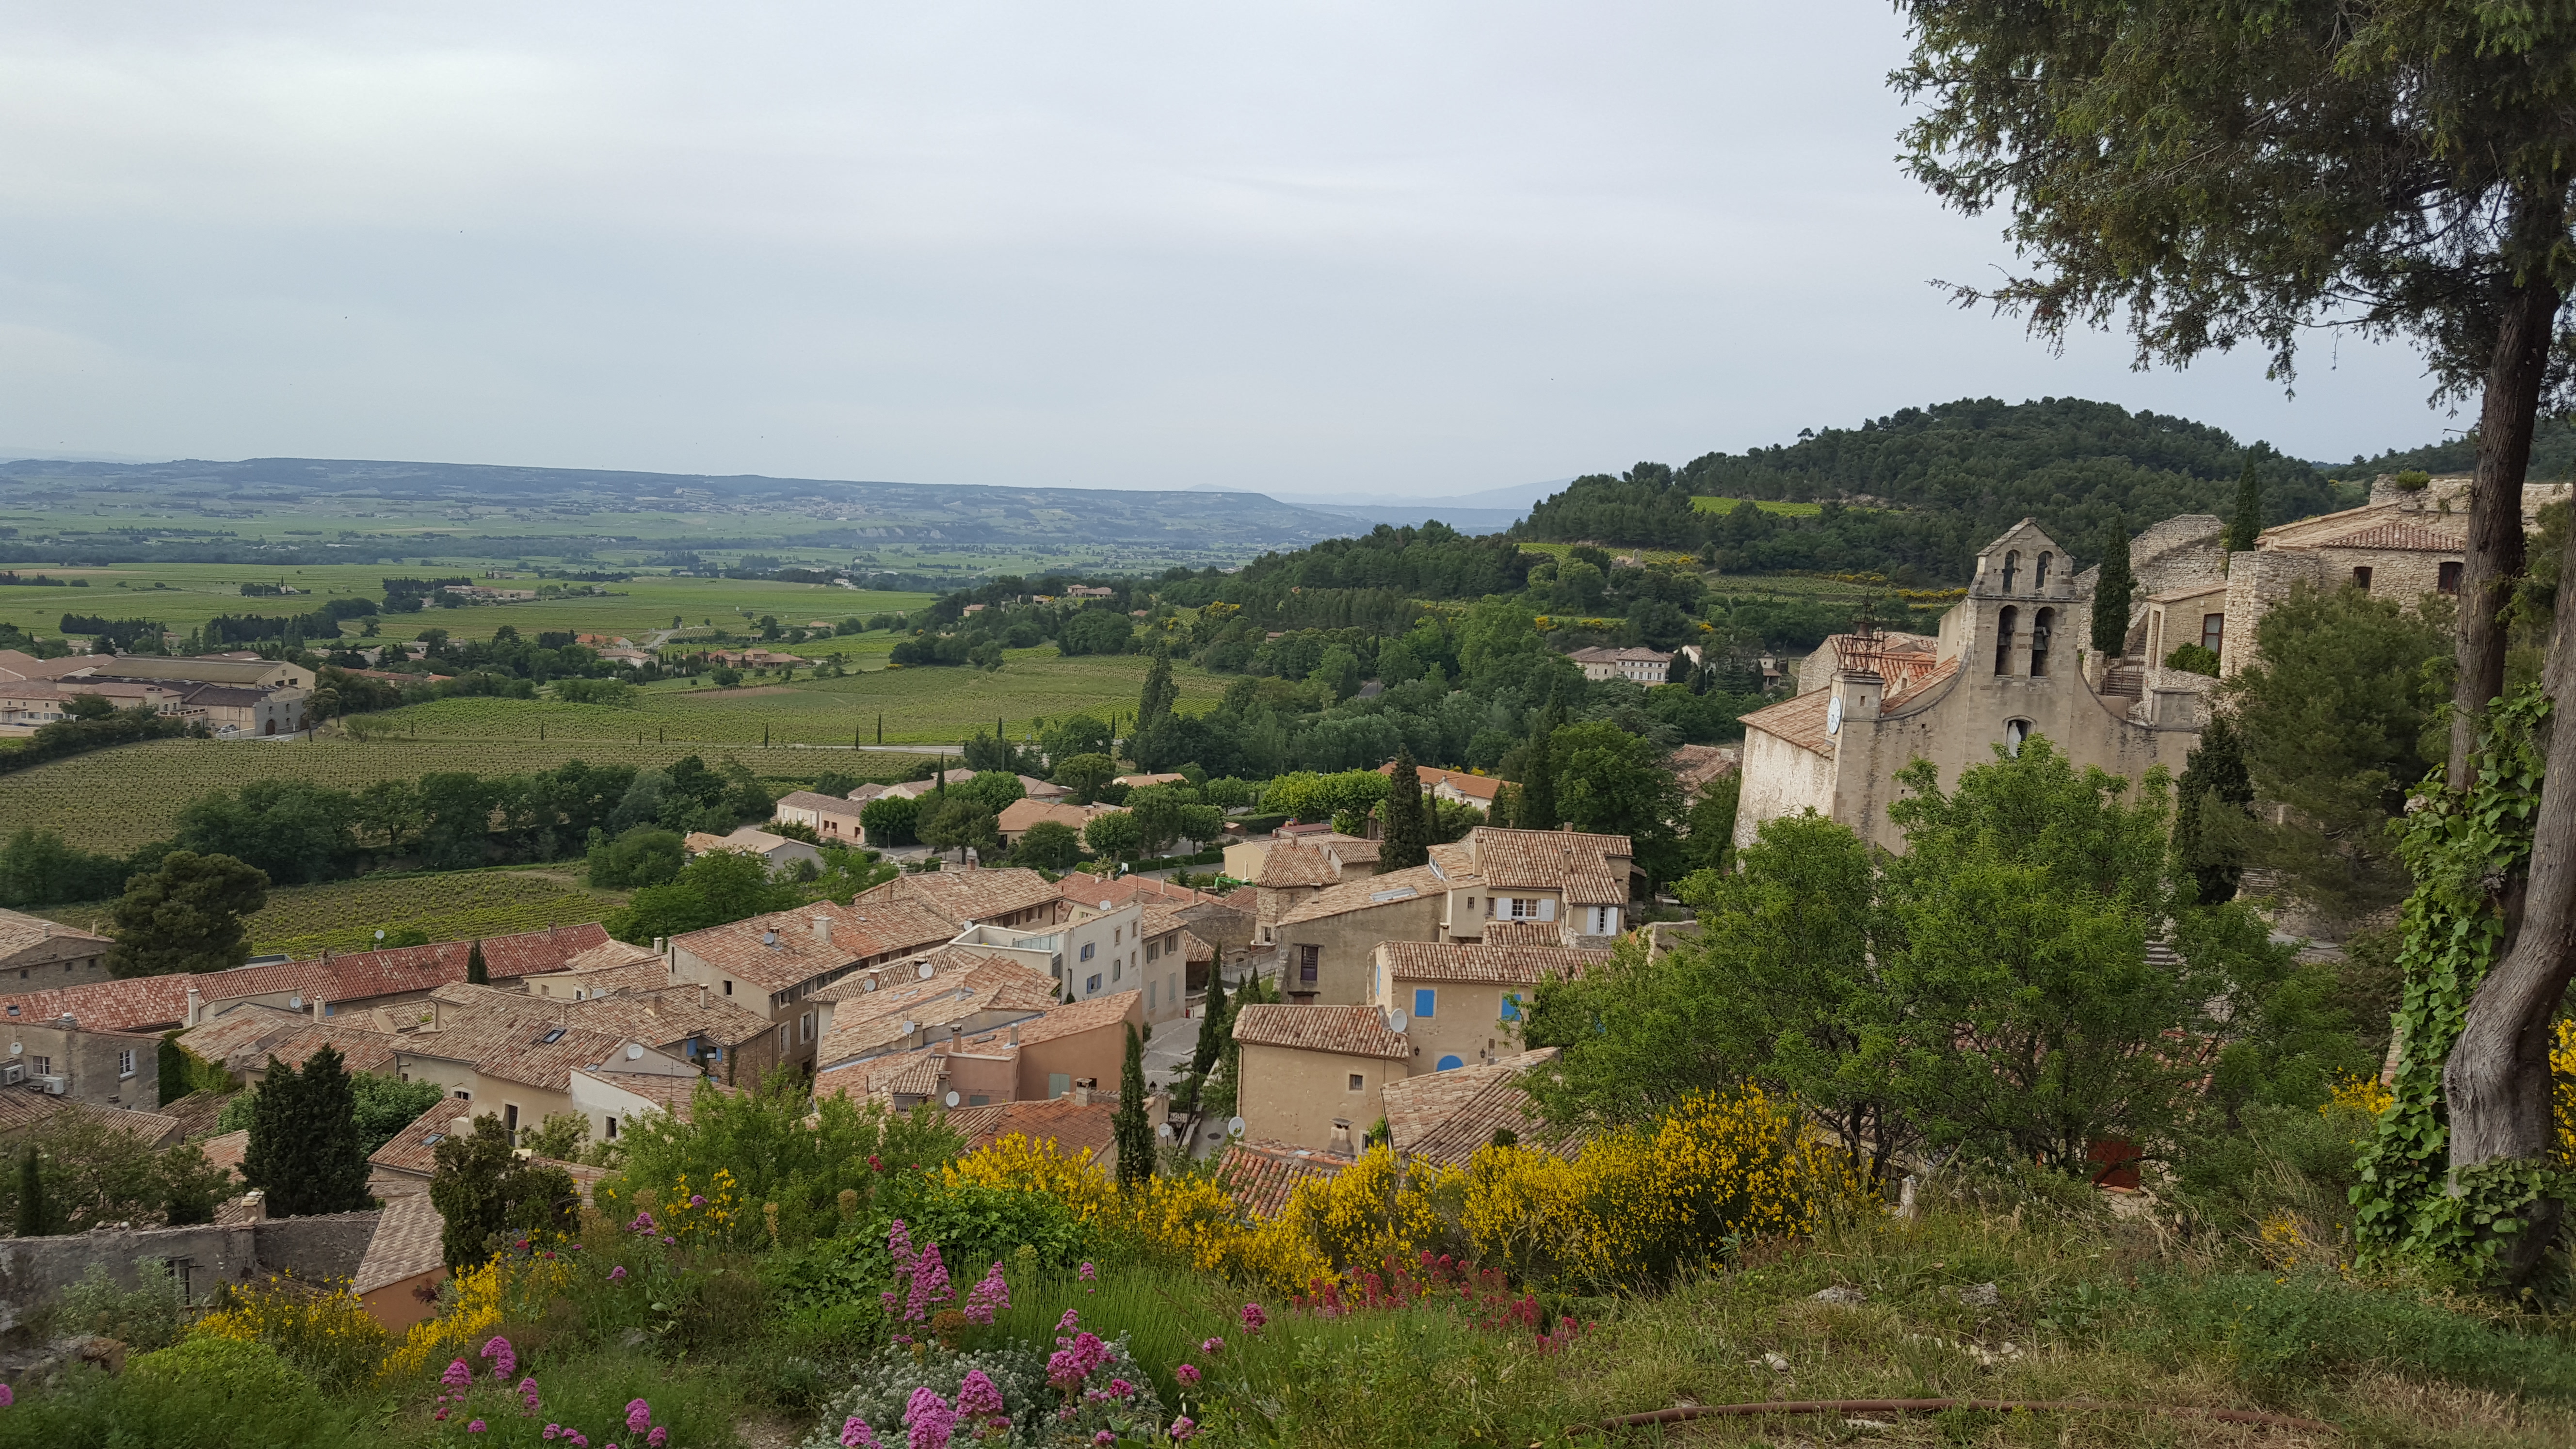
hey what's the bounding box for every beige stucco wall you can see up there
[1274,895,1444,1005]
[1016,1007,1138,1101]
[1238,1041,1402,1154]
[1373,970,1523,1073]
[1732,724,1836,851]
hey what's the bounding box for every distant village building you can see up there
[1564,645,1676,684]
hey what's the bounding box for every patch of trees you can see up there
[0,695,202,777]
[58,614,165,649]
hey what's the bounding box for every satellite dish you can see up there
[944,1090,962,1108]
[626,1043,644,1060]
[1825,693,1844,736]
[1226,1116,1246,1138]
[862,978,877,992]
[1157,1122,1174,1140]
[1385,1010,1408,1034]
[918,962,935,980]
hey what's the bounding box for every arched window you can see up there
[2029,607,2055,676]
[2035,552,2053,591]
[1993,606,2018,675]
[2003,718,2031,757]
[2001,550,2020,594]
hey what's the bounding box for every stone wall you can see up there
[0,1210,383,1330]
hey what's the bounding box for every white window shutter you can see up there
[1538,898,1555,922]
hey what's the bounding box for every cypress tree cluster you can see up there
[1517,693,1565,831]
[2092,515,2135,656]
[1381,750,1431,870]
[2224,462,2264,552]
[466,939,489,985]
[1112,1024,1154,1191]
[241,1043,374,1217]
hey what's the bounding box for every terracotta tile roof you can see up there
[543,939,664,977]
[400,1018,661,1094]
[1665,744,1738,797]
[197,1127,252,1180]
[431,980,774,1051]
[577,1067,731,1123]
[668,905,871,993]
[0,1086,70,1134]
[1465,828,1632,906]
[997,799,1110,837]
[1255,842,1334,889]
[1320,837,1381,869]
[1011,991,1141,1047]
[811,945,1030,1005]
[1276,864,1453,927]
[776,789,869,817]
[0,975,195,1033]
[1179,930,1214,966]
[1383,1048,1578,1167]
[177,1003,312,1072]
[1479,921,1559,948]
[1055,873,1221,910]
[354,1192,448,1294]
[1217,1138,1349,1218]
[1375,941,1609,985]
[1883,656,1959,711]
[943,1095,1118,1159]
[531,958,671,998]
[1231,1003,1411,1060]
[369,1099,479,1179]
[255,1025,400,1077]
[2314,521,2468,552]
[0,907,109,964]
[814,958,1058,1064]
[814,1046,951,1102]
[160,1087,233,1141]
[859,867,1063,928]
[1738,687,1835,757]
[0,1091,187,1148]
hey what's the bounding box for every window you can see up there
[605,1116,619,1139]
[1413,988,1436,1018]
[2035,551,2052,591]
[1298,945,1320,984]
[454,1089,471,1100]
[1080,943,1095,962]
[117,1049,135,1079]
[2000,549,2019,594]
[1146,941,1159,962]
[1347,1074,1365,1092]
[504,1104,520,1131]
[2439,561,2463,595]
[1500,993,1521,1022]
[801,1011,815,1042]
[1149,981,1158,1010]
[1086,973,1102,993]
[1993,606,2017,675]
[2029,608,2054,676]
[2352,565,2373,591]
[967,1094,990,1107]
[2201,613,2224,653]
[29,1055,48,1077]
[1048,1072,1071,1098]
[723,980,733,995]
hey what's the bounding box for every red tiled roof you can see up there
[1479,921,1559,948]
[859,867,1063,927]
[198,1127,252,1179]
[1374,941,1608,985]
[2315,521,2468,552]
[1255,842,1334,889]
[943,1095,1117,1159]
[368,1099,472,1179]
[1217,1138,1349,1218]
[577,1067,731,1123]
[1276,864,1451,927]
[1465,828,1631,906]
[1383,1048,1578,1167]
[1884,656,1960,711]
[399,1018,662,1094]
[1011,992,1141,1048]
[1231,1003,1411,1060]
[1055,874,1224,910]
[1738,688,1834,757]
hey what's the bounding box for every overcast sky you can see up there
[0,2,2463,496]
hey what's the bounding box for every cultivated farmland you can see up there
[0,737,915,854]
[31,868,629,960]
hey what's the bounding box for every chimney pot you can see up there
[812,916,831,944]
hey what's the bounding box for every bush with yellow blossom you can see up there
[194,1274,387,1387]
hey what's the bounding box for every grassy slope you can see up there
[0,737,916,854]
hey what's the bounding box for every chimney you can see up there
[57,1013,75,1031]
[311,997,327,1022]
[811,916,831,945]
[653,936,666,955]
[185,986,202,1027]
[1006,1023,1020,1046]
[698,982,709,1010]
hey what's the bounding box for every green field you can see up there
[0,736,922,854]
[1691,495,1832,516]
[30,866,629,959]
[1514,541,1701,566]
[351,649,1224,749]
[0,561,935,646]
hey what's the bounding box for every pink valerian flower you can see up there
[869,1154,884,1172]
[688,1193,706,1208]
[1055,1309,1080,1333]
[902,1387,956,1449]
[1093,1435,1114,1448]
[1046,1330,1112,1390]
[443,1359,475,1389]
[1078,1261,1095,1281]
[887,1220,917,1274]
[1170,1416,1199,1441]
[1106,1378,1136,1400]
[961,1261,1011,1325]
[1239,1303,1267,1332]
[0,1383,13,1407]
[435,1409,451,1422]
[1174,1364,1201,1386]
[481,1335,518,1380]
[661,1236,676,1246]
[1198,1337,1223,1355]
[543,1428,560,1441]
[610,1266,628,1282]
[840,1417,882,1449]
[903,1241,952,1322]
[626,1399,654,1434]
[629,1211,657,1233]
[647,1429,669,1449]
[468,1422,488,1434]
[954,1369,1005,1423]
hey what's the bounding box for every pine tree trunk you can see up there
[2443,269,2575,1284]
[2445,273,2557,789]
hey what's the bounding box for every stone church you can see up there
[1731,475,2555,855]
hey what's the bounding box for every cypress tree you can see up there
[1518,697,1562,833]
[2224,461,2263,552]
[2091,515,2135,656]
[14,1145,50,1237]
[1112,1024,1154,1191]
[466,939,489,986]
[1382,750,1430,870]
[1190,970,1229,1080]
[2173,711,2256,906]
[243,1045,375,1217]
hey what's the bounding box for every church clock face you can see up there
[1826,694,1844,736]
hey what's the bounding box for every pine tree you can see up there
[2173,710,2256,907]
[243,1044,375,1217]
[1382,750,1430,870]
[14,1145,49,1237]
[2224,461,2263,552]
[1112,1024,1154,1191]
[466,940,489,986]
[2091,515,2135,656]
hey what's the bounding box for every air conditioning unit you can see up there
[35,1075,69,1095]
[0,1063,20,1085]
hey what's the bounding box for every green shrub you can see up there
[54,1257,188,1351]
[0,1335,358,1449]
